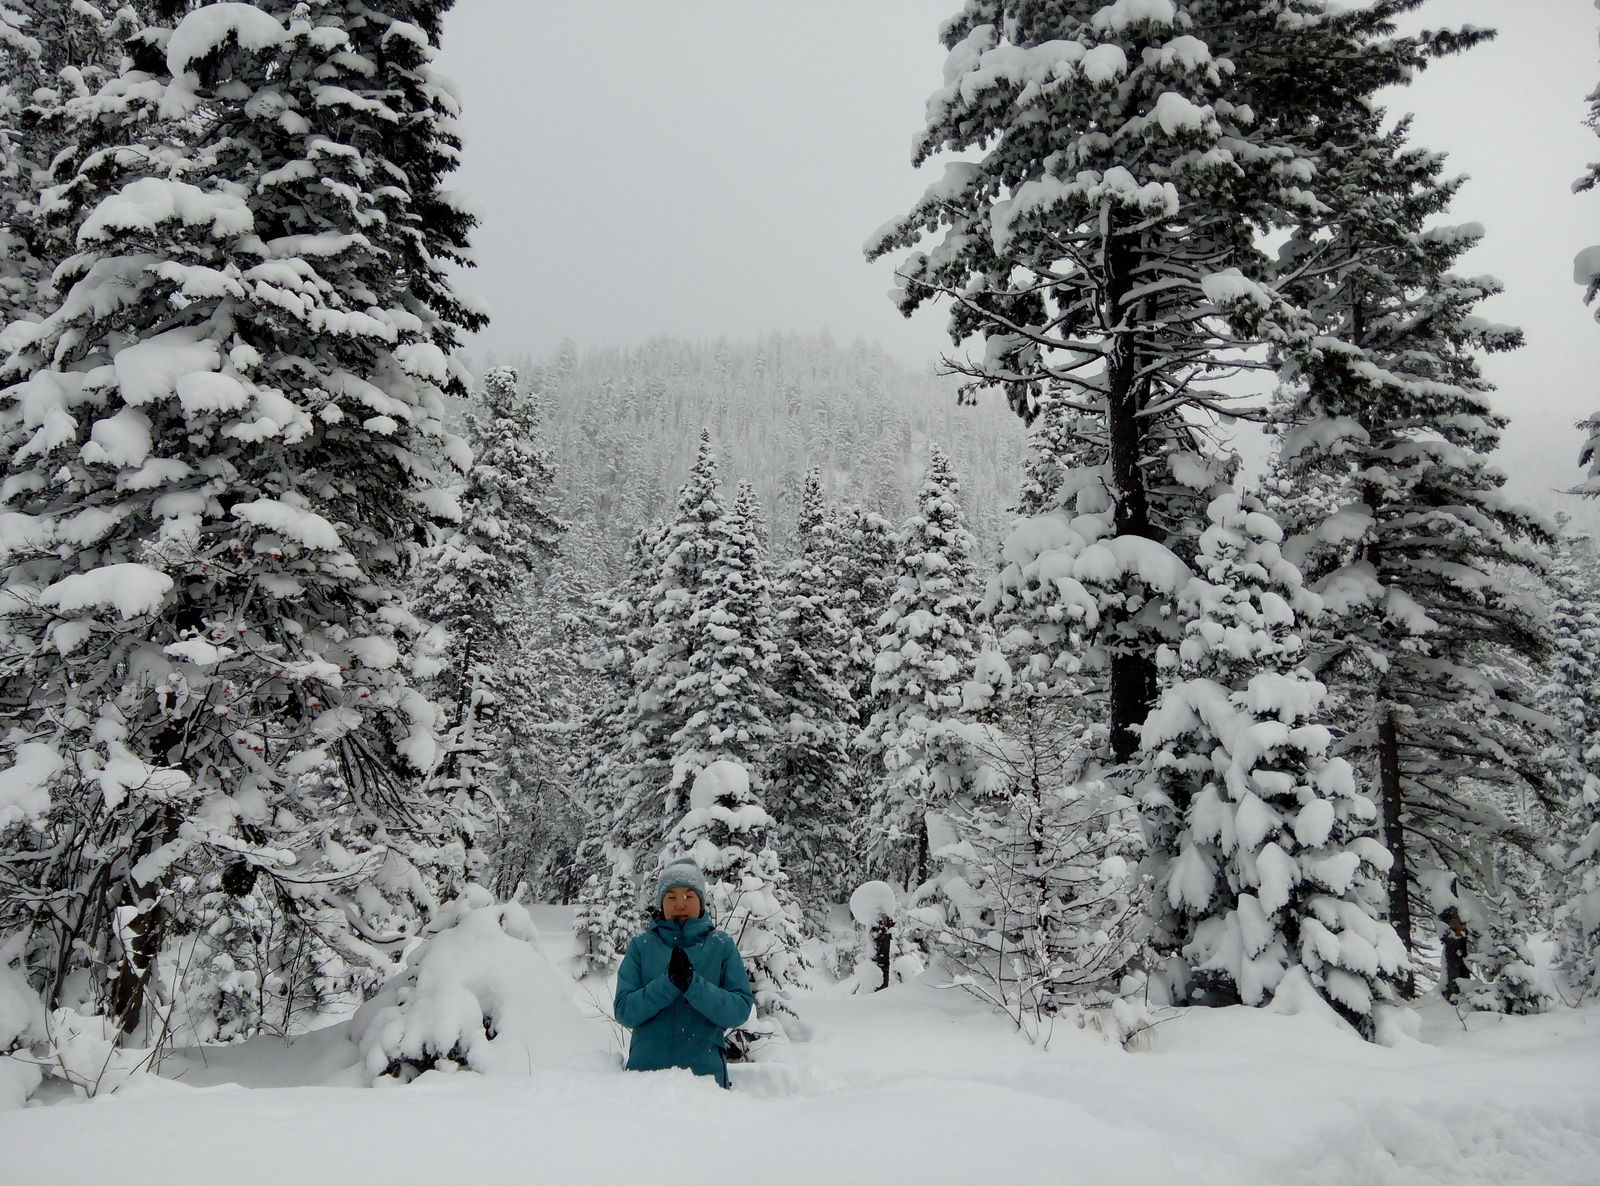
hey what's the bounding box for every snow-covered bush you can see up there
[349,886,589,1084]
[925,757,1142,1038]
[163,874,371,1046]
[847,880,924,992]
[0,952,45,1110]
[1456,895,1553,1016]
[34,1008,154,1099]
[4,951,169,1104]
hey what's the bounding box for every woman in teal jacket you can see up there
[614,858,754,1088]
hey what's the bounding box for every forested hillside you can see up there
[480,334,1027,583]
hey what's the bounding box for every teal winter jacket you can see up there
[614,915,753,1087]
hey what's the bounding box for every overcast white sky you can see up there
[437,0,1600,513]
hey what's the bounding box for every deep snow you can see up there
[3,906,1597,1186]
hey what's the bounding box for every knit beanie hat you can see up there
[656,857,708,913]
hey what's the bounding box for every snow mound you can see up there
[0,1056,36,1112]
[167,3,287,76]
[349,887,597,1083]
[0,743,62,828]
[0,957,45,1111]
[1574,243,1600,286]
[79,178,252,243]
[3,910,1600,1186]
[40,563,173,620]
[34,1008,152,1098]
[689,758,748,812]
[232,499,343,551]
[849,880,898,926]
[1262,966,1361,1034]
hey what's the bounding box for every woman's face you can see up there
[662,887,702,920]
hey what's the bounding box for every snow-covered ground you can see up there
[4,907,1597,1186]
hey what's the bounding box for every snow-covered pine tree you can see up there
[662,759,806,1055]
[1575,67,1600,496]
[1271,103,1555,1002]
[769,468,857,903]
[573,436,781,970]
[0,0,483,1036]
[488,528,607,905]
[859,445,985,886]
[1456,896,1551,1016]
[0,0,130,334]
[414,364,562,879]
[931,389,1155,1030]
[635,435,740,815]
[984,388,1120,719]
[1139,495,1406,1026]
[869,0,1475,763]
[828,499,898,729]
[675,477,779,787]
[1542,524,1600,1000]
[570,524,665,976]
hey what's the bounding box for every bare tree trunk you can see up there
[108,809,179,1037]
[1438,905,1470,1000]
[1377,708,1416,998]
[1104,229,1156,762]
[872,915,893,991]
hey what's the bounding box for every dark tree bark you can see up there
[1438,905,1471,1001]
[872,915,893,992]
[1104,230,1157,762]
[1377,708,1416,998]
[108,809,179,1037]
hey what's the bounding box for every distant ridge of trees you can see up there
[474,332,1028,581]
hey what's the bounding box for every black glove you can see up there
[667,946,693,992]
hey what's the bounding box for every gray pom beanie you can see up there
[655,857,708,912]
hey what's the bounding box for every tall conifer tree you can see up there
[870,0,1479,764]
[0,0,482,1033]
[1543,526,1600,1000]
[415,365,562,874]
[770,469,856,900]
[573,437,781,969]
[859,445,984,886]
[1271,106,1553,999]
